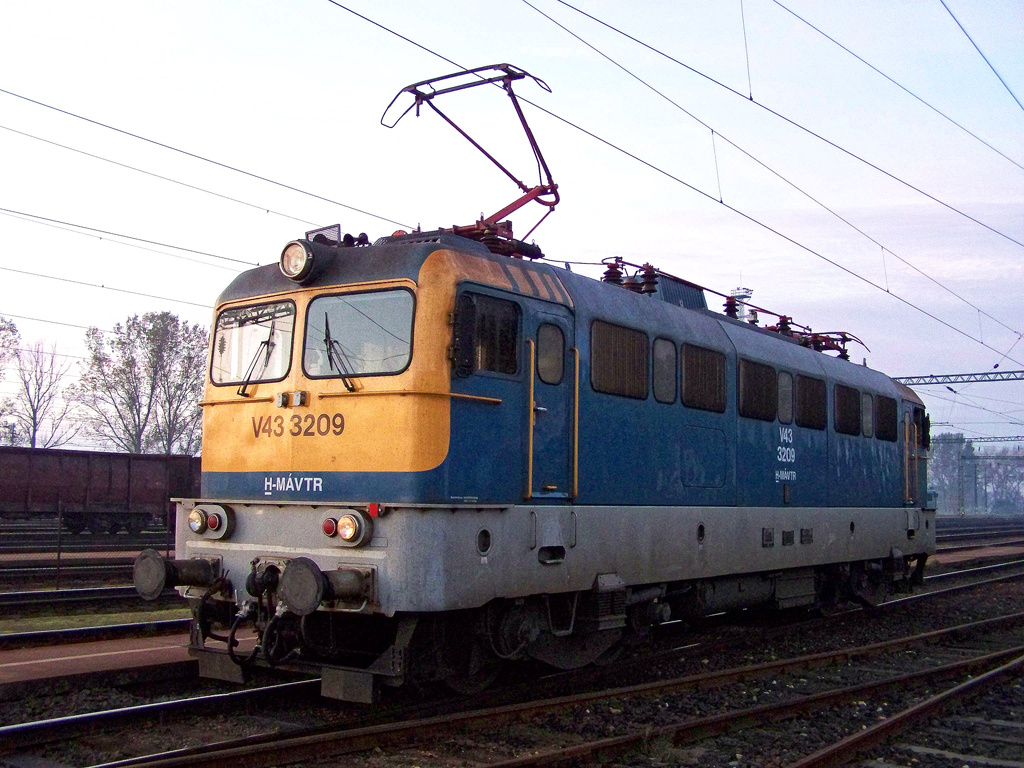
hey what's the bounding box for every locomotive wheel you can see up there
[442,638,503,695]
[592,640,624,667]
[427,613,503,695]
[851,570,889,609]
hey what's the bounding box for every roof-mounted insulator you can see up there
[623,275,643,293]
[747,310,759,326]
[341,232,370,247]
[777,316,793,337]
[640,264,659,295]
[602,262,624,285]
[724,296,739,318]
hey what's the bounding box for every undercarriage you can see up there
[185,552,926,703]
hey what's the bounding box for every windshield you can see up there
[304,289,413,378]
[211,301,295,386]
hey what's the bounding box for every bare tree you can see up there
[0,316,17,366]
[7,341,80,448]
[77,312,208,454]
[929,433,968,514]
[0,316,21,444]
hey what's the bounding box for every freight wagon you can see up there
[0,446,200,534]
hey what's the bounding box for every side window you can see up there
[590,320,649,398]
[861,392,874,437]
[738,359,777,421]
[795,375,826,430]
[681,344,726,412]
[652,338,676,404]
[452,293,519,377]
[536,323,564,385]
[875,395,898,441]
[834,384,861,436]
[778,371,793,425]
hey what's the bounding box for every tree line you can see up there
[0,312,207,455]
[930,433,1024,515]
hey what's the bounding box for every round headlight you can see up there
[187,509,208,534]
[337,514,361,542]
[280,241,314,281]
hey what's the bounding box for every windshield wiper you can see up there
[236,320,276,397]
[324,313,356,392]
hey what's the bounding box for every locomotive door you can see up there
[526,305,575,500]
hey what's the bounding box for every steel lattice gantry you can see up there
[932,436,1024,444]
[895,370,1024,385]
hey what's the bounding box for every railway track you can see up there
[0,559,135,582]
[5,599,1022,767]
[0,618,191,650]
[2,568,1023,767]
[0,534,172,555]
[0,553,1020,645]
[0,586,179,609]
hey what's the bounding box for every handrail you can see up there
[317,390,500,404]
[198,397,274,407]
[572,347,580,500]
[526,339,536,501]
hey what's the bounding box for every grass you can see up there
[0,606,191,635]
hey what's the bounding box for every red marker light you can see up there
[207,513,221,531]
[368,503,380,518]
[322,518,338,537]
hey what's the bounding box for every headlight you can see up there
[187,509,207,534]
[337,513,361,542]
[280,241,314,281]
[320,509,372,546]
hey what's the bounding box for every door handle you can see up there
[533,405,548,413]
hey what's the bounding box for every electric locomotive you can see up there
[133,65,934,702]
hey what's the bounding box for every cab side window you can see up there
[452,293,520,377]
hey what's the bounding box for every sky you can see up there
[0,0,1022,448]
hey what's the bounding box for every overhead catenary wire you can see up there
[0,208,246,272]
[924,389,1024,429]
[0,311,114,334]
[0,265,213,310]
[937,0,1023,114]
[0,124,323,229]
[9,347,88,361]
[324,0,1024,369]
[0,87,415,231]
[553,0,1024,208]
[0,206,256,267]
[520,99,1024,367]
[766,1,1024,170]
[522,0,1024,343]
